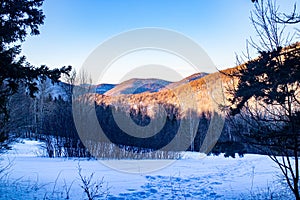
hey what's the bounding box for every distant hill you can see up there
[95,84,116,94]
[165,72,209,90]
[94,69,227,116]
[104,78,172,96]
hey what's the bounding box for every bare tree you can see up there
[77,164,110,200]
[251,0,300,24]
[62,69,77,101]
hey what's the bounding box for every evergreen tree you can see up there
[0,0,71,150]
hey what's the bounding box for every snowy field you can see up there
[0,140,292,199]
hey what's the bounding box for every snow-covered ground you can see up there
[0,140,292,199]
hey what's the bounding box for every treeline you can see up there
[5,81,89,157]
[5,82,253,158]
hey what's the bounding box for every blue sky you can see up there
[21,0,299,83]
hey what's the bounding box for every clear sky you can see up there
[21,0,299,83]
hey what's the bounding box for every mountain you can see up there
[95,84,116,94]
[165,72,209,90]
[103,78,172,96]
[94,70,226,115]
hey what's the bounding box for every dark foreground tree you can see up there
[0,0,71,150]
[227,0,300,199]
[229,44,300,199]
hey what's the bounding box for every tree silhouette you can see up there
[229,43,300,200]
[251,0,300,24]
[227,0,300,199]
[0,0,71,149]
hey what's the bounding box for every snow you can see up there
[0,140,292,199]
[34,78,69,101]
